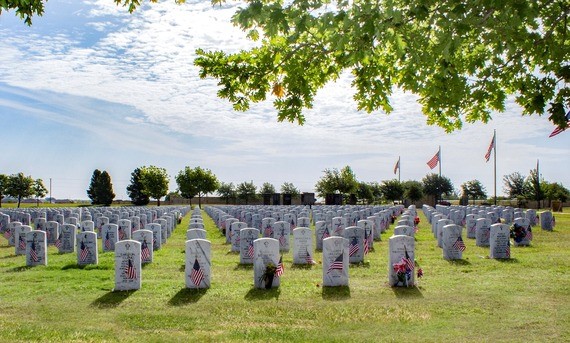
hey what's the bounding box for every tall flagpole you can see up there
[493,129,497,206]
[438,145,442,177]
[537,158,540,209]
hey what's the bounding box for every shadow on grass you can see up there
[290,264,315,270]
[350,261,371,268]
[496,257,519,263]
[179,264,185,272]
[168,288,208,306]
[234,263,253,270]
[244,287,281,301]
[6,265,34,272]
[391,286,424,298]
[1,253,18,259]
[226,251,240,256]
[322,286,351,301]
[91,290,136,308]
[447,259,471,265]
[61,264,87,270]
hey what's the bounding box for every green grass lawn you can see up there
[0,208,568,342]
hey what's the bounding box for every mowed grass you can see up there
[0,208,569,342]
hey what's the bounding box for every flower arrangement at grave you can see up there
[510,223,532,243]
[392,255,421,287]
[259,258,283,289]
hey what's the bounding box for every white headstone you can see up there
[540,211,554,231]
[490,224,511,259]
[14,225,32,255]
[465,214,478,239]
[57,224,76,253]
[185,239,211,288]
[293,227,316,265]
[118,219,131,241]
[442,224,465,260]
[147,223,162,250]
[394,225,414,237]
[322,236,349,287]
[114,240,141,291]
[343,226,364,264]
[186,229,207,240]
[80,220,95,232]
[261,217,276,238]
[388,235,415,287]
[253,238,282,289]
[101,224,119,252]
[154,219,167,244]
[132,229,153,264]
[273,221,291,252]
[240,228,260,264]
[315,221,328,251]
[76,231,98,265]
[230,222,247,252]
[475,218,491,247]
[26,230,47,266]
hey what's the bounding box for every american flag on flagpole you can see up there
[393,157,400,175]
[506,242,511,258]
[452,236,466,252]
[548,111,570,138]
[125,258,137,279]
[30,241,39,262]
[275,255,284,277]
[349,237,359,257]
[327,252,344,273]
[403,246,415,271]
[427,149,440,169]
[141,240,151,260]
[79,241,89,262]
[485,132,495,162]
[190,258,205,286]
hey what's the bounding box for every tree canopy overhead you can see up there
[194,0,569,131]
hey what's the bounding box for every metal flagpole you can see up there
[493,130,497,206]
[398,156,401,183]
[438,146,441,177]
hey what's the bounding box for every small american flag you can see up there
[327,252,344,273]
[19,235,26,250]
[190,258,205,286]
[125,258,137,279]
[264,226,273,237]
[79,241,89,262]
[363,231,370,255]
[247,242,254,258]
[278,233,286,247]
[321,227,330,240]
[394,157,400,174]
[104,232,112,250]
[141,240,151,261]
[452,236,466,252]
[349,237,359,257]
[30,241,39,262]
[118,227,125,240]
[275,256,284,277]
[290,218,296,229]
[525,228,533,241]
[305,249,316,264]
[3,230,11,239]
[403,247,415,271]
[427,149,440,169]
[505,243,511,258]
[54,236,62,249]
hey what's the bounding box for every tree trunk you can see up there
[198,193,202,209]
[17,196,22,208]
[157,198,161,206]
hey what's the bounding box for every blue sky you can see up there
[1,0,569,200]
